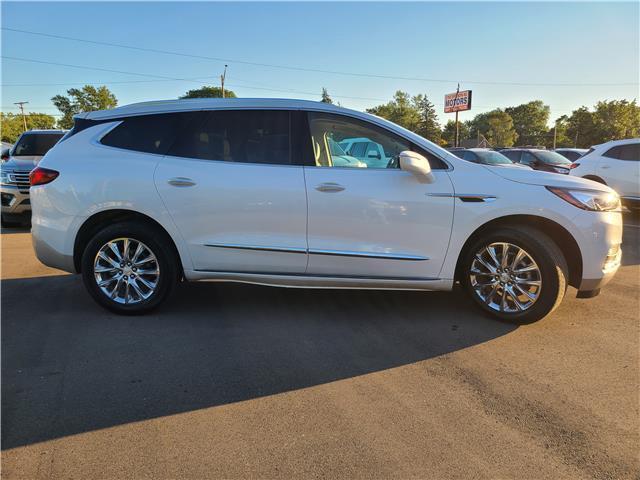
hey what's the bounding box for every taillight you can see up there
[30,167,59,186]
[570,163,580,169]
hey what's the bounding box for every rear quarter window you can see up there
[100,112,204,155]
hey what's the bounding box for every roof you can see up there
[21,129,67,134]
[79,98,352,121]
[593,138,640,148]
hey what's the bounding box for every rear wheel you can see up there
[461,226,568,324]
[81,221,178,314]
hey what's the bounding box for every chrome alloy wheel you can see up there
[470,242,542,313]
[93,238,160,305]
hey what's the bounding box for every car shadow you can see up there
[1,274,516,449]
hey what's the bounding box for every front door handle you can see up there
[168,177,196,187]
[315,182,345,193]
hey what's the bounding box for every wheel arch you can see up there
[454,214,583,289]
[73,209,183,276]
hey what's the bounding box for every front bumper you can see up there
[574,210,623,297]
[1,184,31,215]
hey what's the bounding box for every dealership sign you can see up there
[444,90,472,113]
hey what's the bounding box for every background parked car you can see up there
[555,148,588,162]
[570,138,640,210]
[501,148,575,174]
[450,148,532,169]
[1,129,66,226]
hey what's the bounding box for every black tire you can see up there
[81,221,179,315]
[460,226,568,324]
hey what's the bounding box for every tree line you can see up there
[1,84,638,149]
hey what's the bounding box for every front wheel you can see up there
[81,221,178,314]
[461,226,568,324]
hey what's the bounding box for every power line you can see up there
[3,26,637,87]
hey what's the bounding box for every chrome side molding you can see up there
[204,244,429,261]
[427,193,497,202]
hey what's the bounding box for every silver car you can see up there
[1,129,66,226]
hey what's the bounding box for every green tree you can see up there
[1,112,56,143]
[367,91,421,132]
[180,86,237,99]
[412,94,442,144]
[565,106,598,148]
[442,119,471,146]
[544,115,572,148]
[505,100,550,146]
[52,85,117,129]
[320,88,333,104]
[591,99,640,142]
[485,110,518,147]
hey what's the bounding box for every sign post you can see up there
[444,86,472,147]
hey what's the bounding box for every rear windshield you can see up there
[12,133,64,156]
[534,150,572,166]
[474,150,513,165]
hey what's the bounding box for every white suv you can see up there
[30,99,622,323]
[569,138,640,211]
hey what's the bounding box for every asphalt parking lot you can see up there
[1,216,638,479]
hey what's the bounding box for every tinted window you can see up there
[520,152,536,165]
[307,112,447,169]
[462,151,478,163]
[503,151,521,162]
[169,110,291,165]
[474,150,513,165]
[605,144,639,161]
[451,150,465,159]
[12,133,64,156]
[557,150,580,161]
[101,112,201,155]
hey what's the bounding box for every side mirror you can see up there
[399,151,434,183]
[1,149,9,161]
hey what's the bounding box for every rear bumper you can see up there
[1,185,31,215]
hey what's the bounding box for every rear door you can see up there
[155,110,309,273]
[302,111,454,279]
[600,143,640,197]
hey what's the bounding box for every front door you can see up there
[303,112,455,279]
[155,109,308,273]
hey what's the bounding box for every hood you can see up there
[1,156,42,171]
[483,163,614,193]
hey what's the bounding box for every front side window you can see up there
[307,112,446,169]
[169,110,291,165]
[12,133,64,156]
[503,150,521,162]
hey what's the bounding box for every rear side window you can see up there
[503,151,521,162]
[168,110,291,165]
[604,144,640,161]
[462,151,478,163]
[559,151,580,161]
[101,112,202,155]
[12,133,64,156]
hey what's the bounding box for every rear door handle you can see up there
[315,182,345,193]
[168,177,196,187]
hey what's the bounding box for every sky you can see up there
[1,1,639,126]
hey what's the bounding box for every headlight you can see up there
[546,187,621,212]
[0,170,11,186]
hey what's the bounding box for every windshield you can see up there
[474,150,513,165]
[534,150,572,166]
[12,133,64,157]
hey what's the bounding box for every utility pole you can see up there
[220,64,228,98]
[14,101,29,132]
[454,83,460,148]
